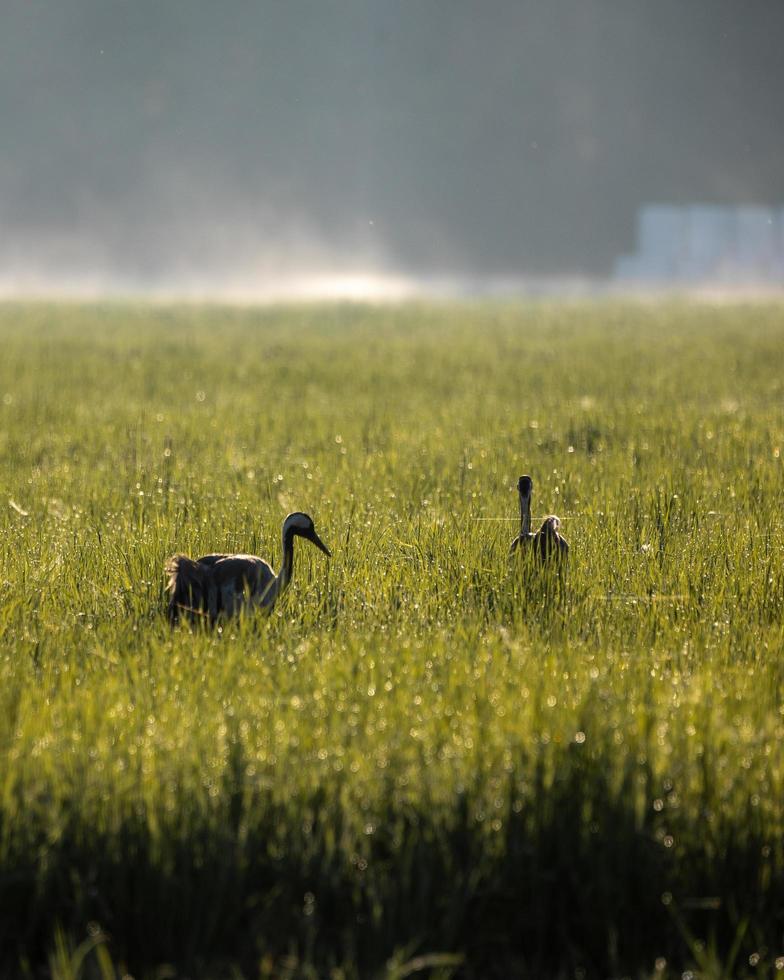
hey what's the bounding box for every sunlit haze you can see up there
[2,1,782,299]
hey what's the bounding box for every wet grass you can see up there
[0,300,783,977]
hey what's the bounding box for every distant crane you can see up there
[509,475,569,563]
[166,512,331,624]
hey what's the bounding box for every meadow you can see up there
[0,299,782,978]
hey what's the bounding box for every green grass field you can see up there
[0,300,782,978]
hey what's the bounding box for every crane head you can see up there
[284,512,332,557]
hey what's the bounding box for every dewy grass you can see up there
[0,300,783,977]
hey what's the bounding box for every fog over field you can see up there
[2,1,783,297]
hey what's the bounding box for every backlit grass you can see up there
[0,300,783,977]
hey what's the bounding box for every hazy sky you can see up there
[2,0,783,293]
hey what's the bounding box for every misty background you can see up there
[1,0,783,297]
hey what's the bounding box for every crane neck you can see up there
[520,492,532,537]
[278,522,296,591]
[261,523,296,609]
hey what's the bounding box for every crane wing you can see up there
[210,554,276,616]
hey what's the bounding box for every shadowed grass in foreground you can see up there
[0,300,783,977]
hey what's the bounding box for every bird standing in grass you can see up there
[509,475,569,563]
[166,512,331,624]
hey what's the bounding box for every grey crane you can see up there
[166,511,331,624]
[509,475,569,563]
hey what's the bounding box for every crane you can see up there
[166,511,330,623]
[509,475,569,563]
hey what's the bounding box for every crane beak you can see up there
[308,529,331,557]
